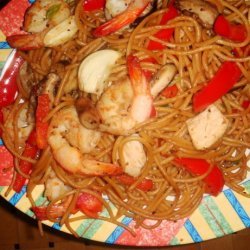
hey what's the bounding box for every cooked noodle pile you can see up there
[1,0,250,236]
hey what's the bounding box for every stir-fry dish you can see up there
[0,0,249,236]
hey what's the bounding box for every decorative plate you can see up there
[0,0,249,246]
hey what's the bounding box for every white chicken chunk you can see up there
[186,104,229,150]
[122,137,147,177]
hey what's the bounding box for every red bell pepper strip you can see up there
[147,4,178,50]
[214,15,247,42]
[0,51,23,108]
[232,46,250,58]
[0,146,14,186]
[26,129,38,146]
[150,106,157,118]
[13,130,39,193]
[32,206,48,221]
[242,100,250,109]
[193,61,242,112]
[174,158,225,196]
[75,192,103,218]
[161,84,178,98]
[116,174,153,192]
[83,0,105,11]
[35,94,50,149]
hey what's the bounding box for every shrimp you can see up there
[32,195,73,220]
[48,106,122,176]
[93,0,152,37]
[105,0,132,20]
[96,57,176,177]
[105,0,156,20]
[97,55,154,135]
[6,0,78,50]
[23,0,70,33]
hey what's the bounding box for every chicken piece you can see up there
[186,104,229,150]
[122,136,147,177]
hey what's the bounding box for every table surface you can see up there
[0,197,250,250]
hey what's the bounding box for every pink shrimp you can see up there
[6,0,78,50]
[127,54,154,123]
[48,106,123,176]
[32,195,72,220]
[97,54,154,135]
[93,0,152,37]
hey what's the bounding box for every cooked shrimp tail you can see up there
[48,106,123,176]
[127,54,150,95]
[93,0,152,37]
[127,54,153,123]
[80,159,123,176]
[33,196,72,220]
[6,33,44,51]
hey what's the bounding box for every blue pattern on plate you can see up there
[0,42,10,49]
[184,219,202,242]
[224,189,250,227]
[52,223,61,230]
[9,185,26,206]
[105,217,133,243]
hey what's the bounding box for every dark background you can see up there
[0,0,9,9]
[0,196,250,250]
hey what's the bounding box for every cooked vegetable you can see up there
[214,15,247,42]
[175,158,225,196]
[193,61,242,112]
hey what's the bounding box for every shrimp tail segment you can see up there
[127,54,151,95]
[93,0,151,37]
[127,54,154,122]
[7,33,44,51]
[82,159,123,176]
